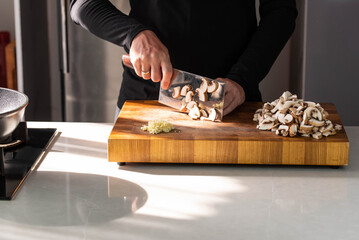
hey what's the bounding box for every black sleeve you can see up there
[226,0,298,100]
[69,0,150,52]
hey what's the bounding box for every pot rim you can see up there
[0,87,29,117]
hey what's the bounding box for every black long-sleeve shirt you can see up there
[70,0,297,108]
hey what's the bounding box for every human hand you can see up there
[129,30,174,89]
[216,78,246,116]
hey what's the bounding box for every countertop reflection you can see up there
[1,171,147,226]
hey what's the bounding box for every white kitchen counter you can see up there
[1,122,358,240]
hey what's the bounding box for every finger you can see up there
[223,91,236,116]
[160,62,173,89]
[141,62,151,80]
[151,63,162,82]
[133,59,142,77]
[223,100,238,116]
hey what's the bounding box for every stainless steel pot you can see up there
[0,88,29,140]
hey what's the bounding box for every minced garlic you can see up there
[141,120,174,134]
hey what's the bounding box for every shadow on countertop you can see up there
[0,171,147,226]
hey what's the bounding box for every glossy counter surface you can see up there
[0,122,358,240]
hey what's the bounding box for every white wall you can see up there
[0,0,15,40]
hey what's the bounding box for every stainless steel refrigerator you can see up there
[18,0,129,122]
[59,0,130,122]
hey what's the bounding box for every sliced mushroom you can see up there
[304,107,323,121]
[180,85,193,96]
[322,131,331,137]
[199,78,210,93]
[288,94,298,101]
[278,113,286,124]
[207,80,219,93]
[196,88,208,102]
[334,124,342,131]
[172,86,181,98]
[200,109,208,118]
[304,101,316,107]
[308,118,325,127]
[200,108,217,121]
[263,102,273,111]
[330,129,337,135]
[283,114,294,124]
[185,90,194,102]
[186,101,198,110]
[320,122,333,134]
[289,124,298,137]
[312,132,322,140]
[253,91,341,139]
[280,91,292,102]
[188,105,201,120]
[257,119,275,130]
[299,124,313,133]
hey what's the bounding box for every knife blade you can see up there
[122,55,226,120]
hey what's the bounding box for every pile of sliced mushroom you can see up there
[171,78,220,121]
[253,91,343,139]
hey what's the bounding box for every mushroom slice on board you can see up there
[172,86,181,98]
[188,105,201,120]
[196,88,208,102]
[180,85,193,96]
[200,108,218,121]
[299,124,313,134]
[304,107,323,121]
[180,101,188,112]
[312,132,323,140]
[185,90,195,102]
[207,80,219,93]
[283,114,294,124]
[335,124,343,131]
[186,101,198,110]
[199,109,208,118]
[257,119,275,130]
[308,119,325,127]
[289,124,298,137]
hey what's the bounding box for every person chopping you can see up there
[70,0,297,116]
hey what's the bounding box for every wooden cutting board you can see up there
[108,100,349,166]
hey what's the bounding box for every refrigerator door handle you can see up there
[60,0,69,73]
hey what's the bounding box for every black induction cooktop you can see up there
[0,124,57,200]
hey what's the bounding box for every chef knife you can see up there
[122,55,226,120]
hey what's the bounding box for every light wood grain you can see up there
[108,100,349,166]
